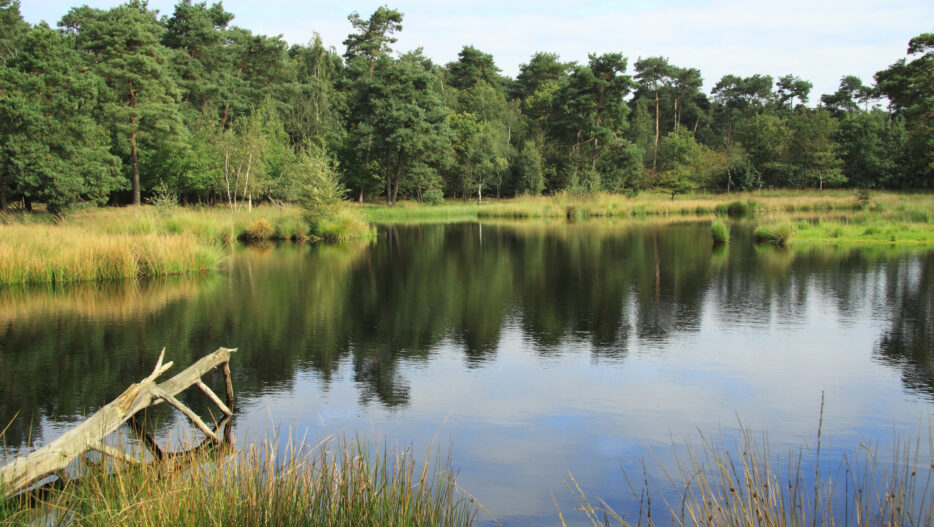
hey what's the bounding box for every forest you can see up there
[0,0,932,213]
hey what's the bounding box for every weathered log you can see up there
[0,347,236,497]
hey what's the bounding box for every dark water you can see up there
[2,221,933,525]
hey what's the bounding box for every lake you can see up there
[2,220,932,525]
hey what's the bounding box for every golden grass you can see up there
[0,205,375,285]
[1,436,477,527]
[0,225,222,285]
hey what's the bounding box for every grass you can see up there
[0,225,223,285]
[710,220,730,244]
[360,191,932,229]
[1,436,476,526]
[311,207,377,242]
[0,205,374,285]
[559,424,934,527]
[358,201,479,224]
[754,222,796,247]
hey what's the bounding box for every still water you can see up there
[2,221,933,524]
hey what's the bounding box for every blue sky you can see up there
[19,0,934,101]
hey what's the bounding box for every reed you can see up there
[1,436,476,527]
[558,425,934,527]
[754,222,796,247]
[359,202,479,224]
[710,220,730,244]
[0,225,222,285]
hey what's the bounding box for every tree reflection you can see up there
[2,223,933,448]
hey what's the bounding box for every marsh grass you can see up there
[0,205,375,284]
[359,201,479,224]
[0,225,222,285]
[710,220,730,244]
[755,222,796,247]
[311,207,376,242]
[558,425,934,527]
[1,436,476,527]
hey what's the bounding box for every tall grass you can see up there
[0,225,222,285]
[559,425,934,527]
[359,201,479,224]
[755,222,796,247]
[0,205,378,285]
[1,436,477,526]
[710,220,730,244]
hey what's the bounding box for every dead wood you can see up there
[0,347,236,497]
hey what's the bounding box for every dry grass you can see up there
[0,225,222,285]
[559,423,934,527]
[1,436,476,526]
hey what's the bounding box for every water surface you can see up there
[2,221,932,525]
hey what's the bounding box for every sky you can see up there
[19,0,934,101]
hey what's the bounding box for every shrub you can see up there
[240,219,273,241]
[423,188,444,205]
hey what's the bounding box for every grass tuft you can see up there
[710,220,730,245]
[755,222,796,247]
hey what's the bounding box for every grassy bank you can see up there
[5,427,930,526]
[1,437,475,526]
[0,205,373,285]
[358,201,479,224]
[754,198,934,247]
[476,190,885,219]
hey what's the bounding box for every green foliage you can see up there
[710,219,730,244]
[296,147,344,220]
[423,187,444,205]
[0,3,932,213]
[0,24,122,213]
[754,222,795,247]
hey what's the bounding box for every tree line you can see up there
[0,0,931,212]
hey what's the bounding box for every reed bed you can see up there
[475,191,881,220]
[1,436,477,527]
[560,425,934,527]
[358,201,479,224]
[0,205,376,284]
[710,220,730,244]
[0,225,222,285]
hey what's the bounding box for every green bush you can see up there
[423,188,444,205]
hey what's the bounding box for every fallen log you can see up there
[1,347,236,497]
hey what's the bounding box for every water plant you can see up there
[558,422,934,527]
[710,220,730,244]
[754,222,795,247]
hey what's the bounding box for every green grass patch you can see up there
[710,220,730,244]
[754,222,796,247]
[359,201,479,224]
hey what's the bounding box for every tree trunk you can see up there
[653,91,660,172]
[131,126,140,207]
[392,155,403,205]
[129,79,141,207]
[0,169,7,211]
